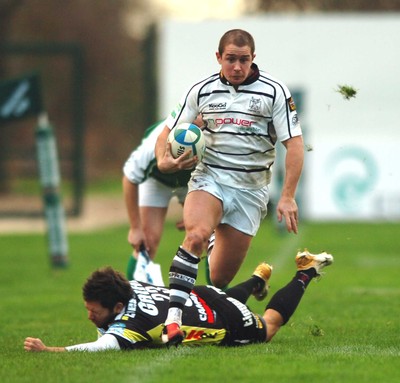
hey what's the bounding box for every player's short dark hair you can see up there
[82,266,133,310]
[218,29,255,55]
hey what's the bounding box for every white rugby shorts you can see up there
[139,177,187,207]
[187,172,269,236]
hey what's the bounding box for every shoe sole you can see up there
[296,253,333,274]
[252,263,272,301]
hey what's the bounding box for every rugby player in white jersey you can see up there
[154,29,304,345]
[24,251,333,352]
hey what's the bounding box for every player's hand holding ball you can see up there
[163,123,206,171]
[168,123,205,160]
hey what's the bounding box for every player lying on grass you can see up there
[24,250,333,352]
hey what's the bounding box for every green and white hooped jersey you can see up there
[123,120,191,188]
[166,63,302,189]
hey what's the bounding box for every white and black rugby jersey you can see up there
[165,63,302,189]
[96,281,266,349]
[123,120,192,188]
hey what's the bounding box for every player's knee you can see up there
[145,239,159,258]
[184,229,209,256]
[263,309,283,342]
[209,270,230,289]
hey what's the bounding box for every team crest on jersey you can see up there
[288,97,297,112]
[248,97,261,112]
[292,113,299,127]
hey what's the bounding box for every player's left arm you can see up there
[276,135,304,234]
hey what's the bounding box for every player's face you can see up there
[85,301,117,328]
[216,44,255,86]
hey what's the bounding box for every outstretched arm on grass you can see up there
[24,337,66,352]
[24,334,120,352]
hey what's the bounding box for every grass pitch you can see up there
[0,220,399,383]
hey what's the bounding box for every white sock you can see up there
[165,307,183,326]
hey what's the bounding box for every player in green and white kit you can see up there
[123,116,203,284]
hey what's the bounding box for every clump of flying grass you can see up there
[336,84,358,100]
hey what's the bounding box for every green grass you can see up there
[1,219,399,383]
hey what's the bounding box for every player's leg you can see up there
[263,250,334,342]
[205,231,215,284]
[225,262,272,303]
[127,179,171,280]
[138,179,172,257]
[181,190,222,255]
[163,190,222,345]
[173,187,187,231]
[126,206,167,280]
[132,206,168,284]
[208,224,252,288]
[140,206,168,259]
[207,184,269,288]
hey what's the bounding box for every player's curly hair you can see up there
[218,29,255,55]
[82,266,133,310]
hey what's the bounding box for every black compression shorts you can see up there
[193,285,267,346]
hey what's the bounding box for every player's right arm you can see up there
[122,175,146,252]
[24,334,121,352]
[24,337,66,352]
[155,125,196,173]
[155,86,202,173]
[123,123,165,252]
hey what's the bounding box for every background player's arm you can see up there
[123,175,145,252]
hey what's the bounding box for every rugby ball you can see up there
[167,123,206,161]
